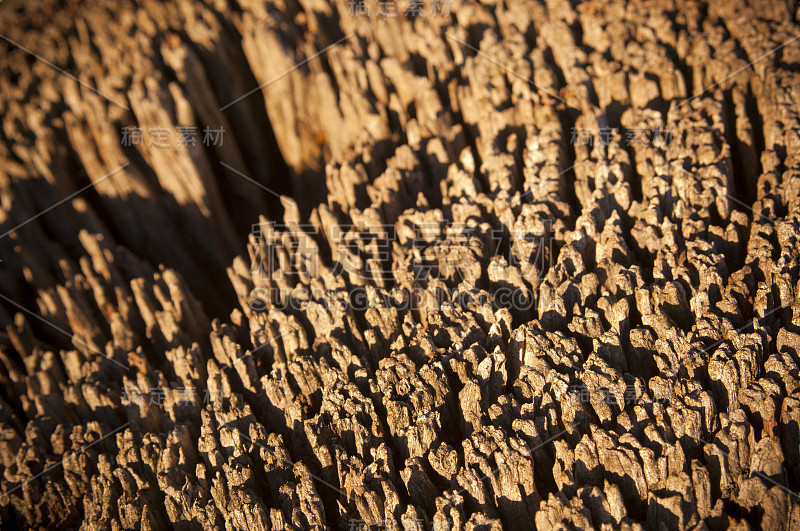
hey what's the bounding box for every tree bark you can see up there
[1,0,800,529]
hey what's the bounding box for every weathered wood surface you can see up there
[1,0,800,528]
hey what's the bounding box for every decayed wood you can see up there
[1,0,800,529]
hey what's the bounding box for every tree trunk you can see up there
[1,0,800,528]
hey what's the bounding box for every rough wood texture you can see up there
[1,0,800,529]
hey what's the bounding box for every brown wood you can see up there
[1,0,800,528]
